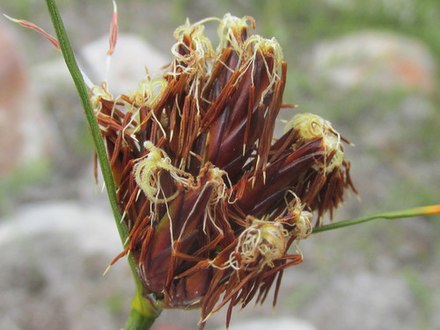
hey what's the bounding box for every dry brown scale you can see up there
[91,14,356,329]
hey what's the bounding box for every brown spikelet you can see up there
[92,13,356,329]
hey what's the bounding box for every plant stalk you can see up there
[312,205,440,234]
[45,0,161,328]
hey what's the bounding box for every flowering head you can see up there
[93,13,355,329]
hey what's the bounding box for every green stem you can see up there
[45,0,161,328]
[312,205,440,234]
[124,292,161,330]
[125,309,157,330]
[44,0,126,247]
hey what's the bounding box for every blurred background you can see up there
[0,0,439,329]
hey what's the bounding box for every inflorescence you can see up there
[92,13,356,329]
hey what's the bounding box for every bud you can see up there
[92,13,355,329]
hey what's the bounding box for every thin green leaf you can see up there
[312,204,440,234]
[45,0,160,328]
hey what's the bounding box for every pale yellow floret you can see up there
[217,13,255,51]
[128,77,168,108]
[169,19,217,115]
[241,35,283,103]
[293,209,313,239]
[170,19,215,76]
[202,167,231,230]
[285,113,344,173]
[90,83,113,112]
[243,35,283,65]
[134,141,192,203]
[289,200,313,239]
[225,218,289,271]
[134,142,195,252]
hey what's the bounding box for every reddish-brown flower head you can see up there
[92,13,355,329]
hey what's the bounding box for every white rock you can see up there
[214,317,317,330]
[81,33,170,94]
[31,34,168,174]
[34,33,169,96]
[0,201,120,252]
[33,33,169,97]
[300,272,418,330]
[0,202,133,330]
[311,31,436,93]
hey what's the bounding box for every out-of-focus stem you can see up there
[45,0,125,242]
[124,292,161,330]
[45,0,161,328]
[312,205,440,234]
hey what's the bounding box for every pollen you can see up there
[217,13,256,51]
[233,218,289,271]
[128,77,168,108]
[134,141,192,203]
[286,112,345,173]
[170,18,215,77]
